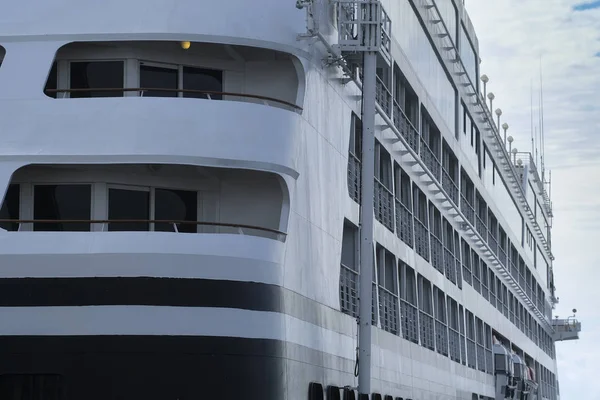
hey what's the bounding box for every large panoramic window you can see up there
[434,0,457,43]
[33,184,91,231]
[70,61,124,98]
[140,62,223,99]
[154,188,197,233]
[460,24,478,88]
[0,184,20,231]
[183,66,223,99]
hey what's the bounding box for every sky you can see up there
[465,1,600,399]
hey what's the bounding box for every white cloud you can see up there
[466,1,600,399]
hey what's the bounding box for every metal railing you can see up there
[419,311,436,351]
[414,217,430,261]
[475,214,487,240]
[435,320,449,356]
[0,219,285,240]
[466,338,477,369]
[459,333,467,365]
[485,348,493,374]
[378,286,399,335]
[460,194,475,226]
[392,101,419,152]
[45,87,302,112]
[462,260,472,286]
[395,199,414,247]
[444,247,457,284]
[498,246,507,268]
[430,233,444,274]
[487,233,498,256]
[375,179,395,232]
[420,139,442,182]
[375,76,392,116]
[348,153,362,203]
[442,169,459,205]
[340,264,359,317]
[400,300,420,343]
[476,343,486,372]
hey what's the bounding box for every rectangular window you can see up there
[70,61,124,98]
[154,189,198,233]
[182,66,223,99]
[34,184,91,231]
[108,187,150,231]
[0,184,20,231]
[140,63,178,97]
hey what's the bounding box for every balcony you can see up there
[43,41,303,113]
[0,164,287,242]
[552,317,582,341]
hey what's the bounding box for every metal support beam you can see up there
[357,50,377,397]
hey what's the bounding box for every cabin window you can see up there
[154,188,198,233]
[140,62,223,99]
[108,187,150,231]
[0,184,20,231]
[33,184,91,231]
[70,61,124,97]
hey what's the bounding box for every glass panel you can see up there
[70,61,124,98]
[0,184,20,231]
[34,185,91,231]
[154,188,197,233]
[108,188,149,231]
[183,66,223,99]
[44,61,58,98]
[140,65,178,97]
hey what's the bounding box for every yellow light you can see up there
[181,41,191,50]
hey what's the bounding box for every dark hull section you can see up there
[0,335,285,400]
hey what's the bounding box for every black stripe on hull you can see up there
[0,336,285,400]
[0,277,283,310]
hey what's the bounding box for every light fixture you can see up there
[487,92,495,111]
[512,147,518,164]
[507,135,514,153]
[495,108,502,130]
[181,41,191,50]
[481,74,489,98]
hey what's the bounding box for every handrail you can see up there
[44,87,303,111]
[0,219,286,237]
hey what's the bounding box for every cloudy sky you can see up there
[466,1,600,399]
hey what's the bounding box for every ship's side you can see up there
[0,0,563,400]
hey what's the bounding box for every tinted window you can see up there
[108,188,149,231]
[0,184,20,231]
[154,188,197,233]
[70,61,124,98]
[183,66,222,99]
[140,65,178,97]
[34,185,91,231]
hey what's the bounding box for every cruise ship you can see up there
[0,0,582,399]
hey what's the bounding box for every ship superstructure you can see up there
[0,0,579,399]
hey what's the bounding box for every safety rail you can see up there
[392,100,420,152]
[419,311,435,351]
[395,199,414,247]
[0,219,286,240]
[435,320,449,356]
[448,327,461,363]
[375,76,392,116]
[378,286,399,335]
[400,300,420,343]
[375,178,395,232]
[443,247,457,284]
[419,139,441,182]
[430,233,444,274]
[475,214,487,240]
[348,153,362,203]
[442,169,459,205]
[44,88,303,112]
[340,264,359,318]
[414,217,430,261]
[466,338,477,369]
[460,194,475,226]
[516,152,553,217]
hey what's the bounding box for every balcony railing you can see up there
[340,264,359,318]
[459,332,467,365]
[444,247,457,284]
[435,320,449,356]
[375,179,395,232]
[442,169,459,205]
[414,218,430,261]
[466,338,477,369]
[45,88,302,112]
[498,246,507,268]
[485,348,493,374]
[378,286,399,335]
[462,261,472,286]
[419,311,435,351]
[476,215,487,240]
[451,330,462,360]
[400,300,419,343]
[430,233,444,274]
[0,219,286,241]
[348,153,361,203]
[460,195,475,226]
[476,343,486,372]
[375,76,392,116]
[488,233,498,256]
[395,199,414,248]
[420,139,441,182]
[392,101,419,153]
